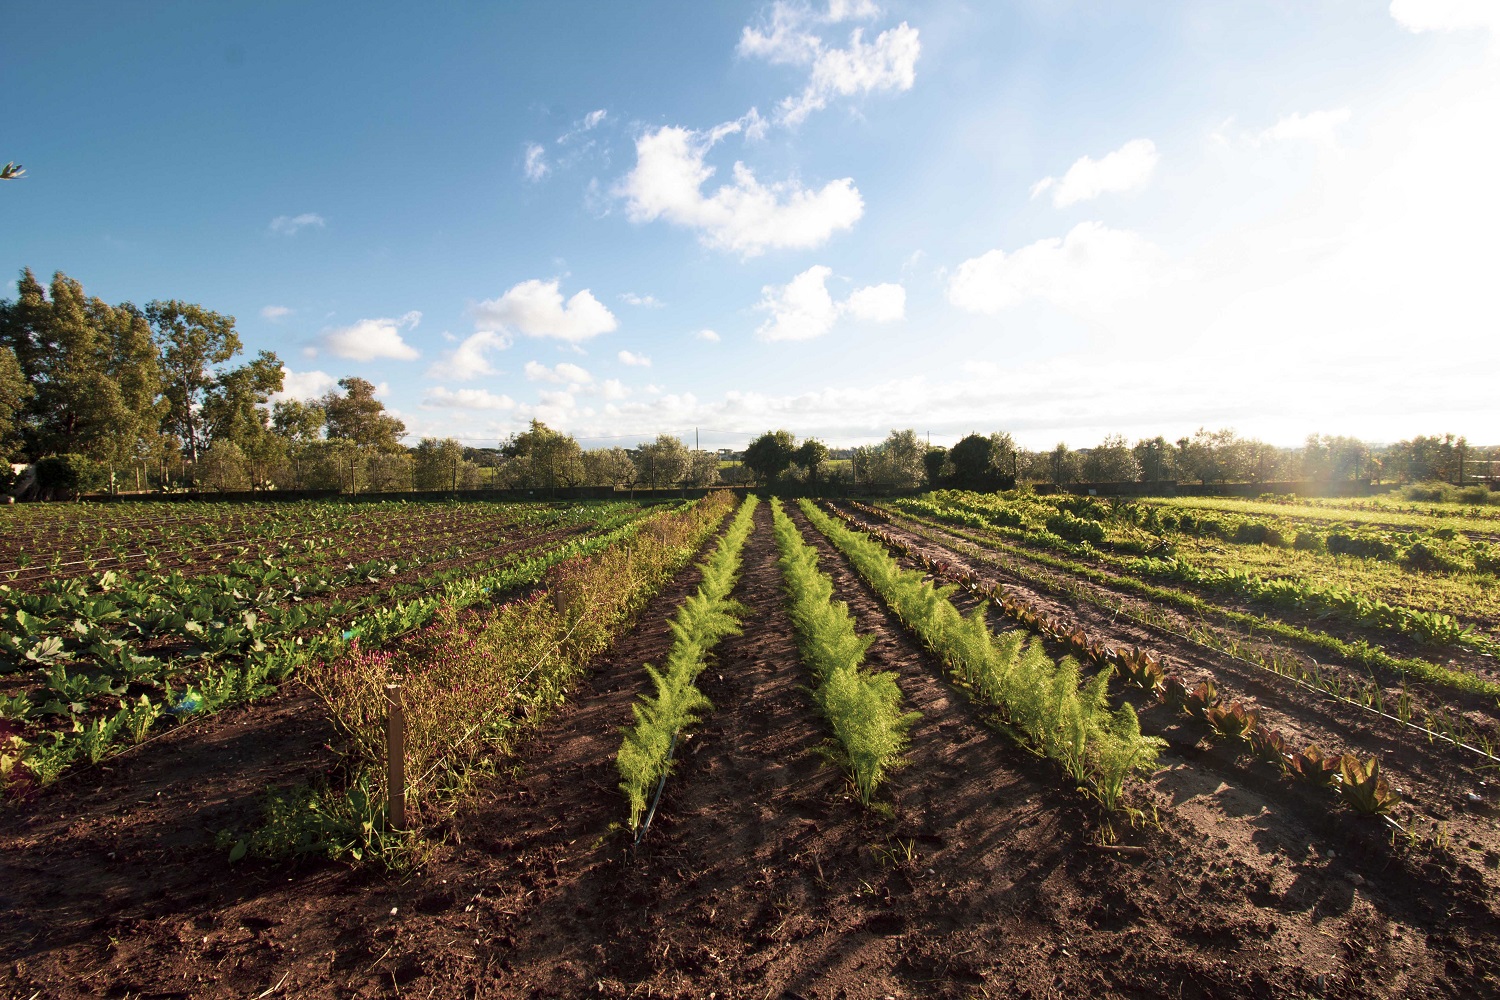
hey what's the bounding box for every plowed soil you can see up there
[2,502,1498,999]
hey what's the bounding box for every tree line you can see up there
[1,268,1486,497]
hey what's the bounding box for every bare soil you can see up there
[1,503,1497,998]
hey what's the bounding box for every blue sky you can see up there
[4,0,1497,449]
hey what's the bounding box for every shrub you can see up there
[1293,530,1325,552]
[34,454,107,498]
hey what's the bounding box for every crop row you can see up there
[799,500,1163,817]
[886,496,1500,696]
[616,495,759,833]
[256,492,739,863]
[868,502,1500,763]
[770,499,916,806]
[2,501,564,585]
[1,502,665,793]
[828,502,1405,821]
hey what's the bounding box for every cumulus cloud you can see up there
[1390,0,1500,34]
[472,279,618,342]
[318,311,422,361]
[426,330,512,381]
[780,24,920,124]
[525,360,593,385]
[947,222,1170,315]
[756,265,906,341]
[617,121,863,255]
[617,349,652,367]
[844,282,906,322]
[423,387,517,410]
[1031,139,1159,207]
[740,3,918,125]
[523,143,549,181]
[696,328,722,342]
[620,292,663,307]
[260,305,293,321]
[268,213,325,236]
[272,367,337,402]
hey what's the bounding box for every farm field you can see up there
[2,493,1499,999]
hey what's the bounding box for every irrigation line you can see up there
[634,731,677,846]
[872,506,1500,766]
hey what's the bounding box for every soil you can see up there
[2,502,1498,999]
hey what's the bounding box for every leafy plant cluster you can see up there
[288,491,737,861]
[832,502,1403,820]
[770,499,917,806]
[616,496,758,831]
[800,500,1163,815]
[895,492,1499,662]
[1124,555,1497,654]
[0,501,664,791]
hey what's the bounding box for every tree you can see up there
[0,271,163,477]
[1082,434,1139,483]
[688,450,720,488]
[854,429,925,488]
[794,438,828,483]
[414,437,467,490]
[499,420,584,488]
[923,446,948,487]
[272,398,325,488]
[634,434,691,489]
[949,433,999,487]
[0,345,30,460]
[1049,443,1078,484]
[583,446,637,488]
[323,377,406,450]
[147,299,242,464]
[743,430,797,484]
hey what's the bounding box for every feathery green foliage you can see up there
[800,499,1163,812]
[770,499,917,806]
[617,495,759,831]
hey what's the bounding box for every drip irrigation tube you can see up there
[634,731,677,846]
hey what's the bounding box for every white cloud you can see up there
[426,330,512,381]
[740,3,916,125]
[472,279,618,342]
[525,360,593,386]
[600,378,631,401]
[523,143,549,181]
[1254,109,1352,146]
[423,387,516,410]
[268,213,325,236]
[318,311,422,361]
[696,328,722,342]
[617,349,652,367]
[948,222,1170,315]
[1030,139,1159,207]
[260,305,293,321]
[1390,0,1500,35]
[272,367,337,402]
[756,265,905,340]
[780,23,921,125]
[844,282,905,322]
[582,108,607,130]
[617,122,863,255]
[620,292,663,307]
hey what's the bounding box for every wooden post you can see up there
[385,683,406,830]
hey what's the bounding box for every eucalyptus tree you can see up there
[0,270,163,477]
[146,299,242,464]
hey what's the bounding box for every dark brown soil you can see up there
[2,503,1497,999]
